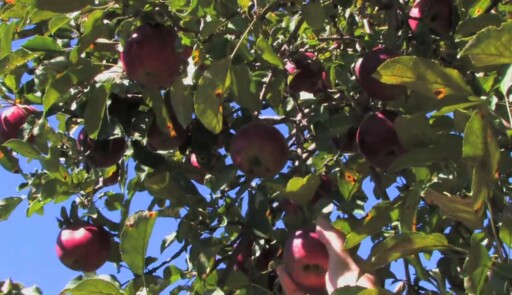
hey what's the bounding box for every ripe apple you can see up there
[0,105,38,143]
[56,223,111,272]
[287,52,331,94]
[408,0,455,36]
[229,121,288,178]
[283,229,329,292]
[78,129,127,168]
[354,46,407,101]
[356,111,406,170]
[121,23,189,88]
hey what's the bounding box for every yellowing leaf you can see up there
[423,189,483,229]
[374,56,473,98]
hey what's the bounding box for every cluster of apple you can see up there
[0,0,456,280]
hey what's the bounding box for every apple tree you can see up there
[0,0,511,294]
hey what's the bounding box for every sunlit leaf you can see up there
[194,58,231,134]
[460,21,512,67]
[366,232,454,270]
[0,196,24,221]
[255,36,284,69]
[60,275,123,295]
[423,189,483,229]
[120,211,158,275]
[374,56,473,98]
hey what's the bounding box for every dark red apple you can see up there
[356,111,406,170]
[283,229,329,292]
[355,47,406,101]
[229,121,288,178]
[287,52,331,94]
[121,23,188,88]
[0,105,38,143]
[408,0,455,36]
[78,129,127,168]
[56,223,111,272]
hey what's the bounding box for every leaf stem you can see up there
[487,199,508,261]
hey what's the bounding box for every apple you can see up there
[56,223,111,272]
[121,23,189,88]
[408,0,455,36]
[283,229,329,292]
[229,121,288,178]
[78,129,127,168]
[0,105,38,143]
[354,47,406,101]
[356,111,406,170]
[287,52,331,94]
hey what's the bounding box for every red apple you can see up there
[354,47,407,101]
[0,105,38,143]
[229,121,288,178]
[356,111,406,170]
[283,229,329,292]
[56,223,111,272]
[78,129,127,168]
[121,23,188,88]
[408,0,455,36]
[287,52,331,94]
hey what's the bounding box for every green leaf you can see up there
[21,36,63,52]
[0,197,24,221]
[500,206,512,249]
[230,63,261,112]
[120,210,158,275]
[61,275,124,295]
[463,110,500,177]
[171,79,194,128]
[423,189,484,229]
[285,174,321,206]
[189,238,221,277]
[460,21,512,67]
[255,36,284,69]
[501,65,512,95]
[345,201,401,249]
[462,234,492,295]
[456,13,503,37]
[0,49,41,76]
[365,232,454,270]
[1,22,15,59]
[3,139,42,159]
[374,56,473,98]
[17,0,94,13]
[84,84,109,139]
[0,146,21,173]
[302,1,326,31]
[394,114,438,148]
[194,58,231,134]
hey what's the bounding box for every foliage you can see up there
[0,0,511,294]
